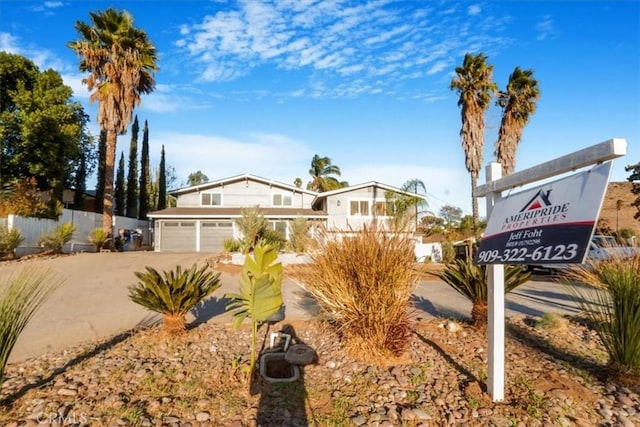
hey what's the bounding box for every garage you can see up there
[160,221,196,252]
[200,221,234,252]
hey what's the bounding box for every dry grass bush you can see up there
[293,225,417,360]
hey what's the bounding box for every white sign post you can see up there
[475,138,627,402]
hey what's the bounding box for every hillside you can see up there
[598,181,639,237]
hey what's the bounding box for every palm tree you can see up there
[450,53,497,230]
[495,67,540,175]
[401,179,428,230]
[68,8,158,233]
[306,154,344,192]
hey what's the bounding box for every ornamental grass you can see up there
[294,224,417,360]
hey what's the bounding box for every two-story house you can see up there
[148,173,425,252]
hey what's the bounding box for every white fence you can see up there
[6,209,152,256]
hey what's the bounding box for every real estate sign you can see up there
[476,161,613,265]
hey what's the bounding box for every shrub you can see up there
[289,217,311,253]
[259,228,286,252]
[0,226,24,259]
[88,228,109,251]
[225,244,283,375]
[534,312,568,331]
[235,206,268,253]
[129,264,221,334]
[222,238,242,253]
[38,222,75,253]
[0,268,63,387]
[437,259,531,326]
[440,240,456,263]
[294,225,417,359]
[564,254,640,377]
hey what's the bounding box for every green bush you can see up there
[565,255,640,377]
[222,238,242,253]
[294,225,416,359]
[129,264,221,334]
[38,222,75,253]
[88,228,109,251]
[437,259,531,326]
[289,217,311,253]
[0,268,63,387]
[0,226,24,258]
[440,240,456,263]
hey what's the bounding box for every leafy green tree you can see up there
[306,154,345,192]
[450,53,497,230]
[158,145,167,210]
[0,53,90,213]
[138,120,150,219]
[626,162,640,221]
[495,67,540,175]
[69,8,158,233]
[439,205,463,227]
[115,152,126,216]
[73,143,88,211]
[126,115,139,218]
[95,129,106,214]
[187,170,208,186]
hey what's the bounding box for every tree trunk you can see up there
[471,301,488,327]
[102,129,117,235]
[471,173,479,233]
[163,314,186,334]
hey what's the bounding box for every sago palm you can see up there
[129,264,221,333]
[495,67,540,175]
[437,259,531,326]
[450,53,497,230]
[68,8,158,233]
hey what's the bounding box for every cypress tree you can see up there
[115,152,126,216]
[95,129,106,214]
[138,120,150,219]
[158,144,166,210]
[125,115,139,218]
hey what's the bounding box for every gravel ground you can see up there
[1,314,638,426]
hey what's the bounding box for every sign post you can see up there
[475,138,627,402]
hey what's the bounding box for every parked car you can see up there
[526,235,638,272]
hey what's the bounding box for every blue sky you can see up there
[1,0,638,217]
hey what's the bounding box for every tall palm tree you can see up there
[68,8,158,233]
[450,53,497,230]
[495,67,540,175]
[307,154,343,192]
[401,179,428,230]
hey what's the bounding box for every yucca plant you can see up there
[225,244,283,376]
[0,226,24,259]
[293,225,417,359]
[437,259,531,326]
[129,264,221,334]
[563,254,640,377]
[0,268,63,387]
[288,217,311,253]
[88,227,109,251]
[38,222,75,253]
[235,206,268,253]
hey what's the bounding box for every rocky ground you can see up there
[1,313,639,426]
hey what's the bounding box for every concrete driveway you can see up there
[2,252,584,363]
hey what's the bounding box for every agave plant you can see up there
[1,268,63,387]
[225,244,283,375]
[437,259,531,326]
[129,264,221,334]
[564,254,640,377]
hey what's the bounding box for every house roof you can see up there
[169,173,318,197]
[148,206,327,219]
[313,181,427,200]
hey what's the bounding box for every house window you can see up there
[350,200,369,216]
[201,193,222,206]
[273,194,292,206]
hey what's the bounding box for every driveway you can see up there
[2,252,583,362]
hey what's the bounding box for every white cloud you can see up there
[175,1,513,99]
[536,15,555,41]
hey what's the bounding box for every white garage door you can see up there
[200,221,233,252]
[160,221,196,252]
